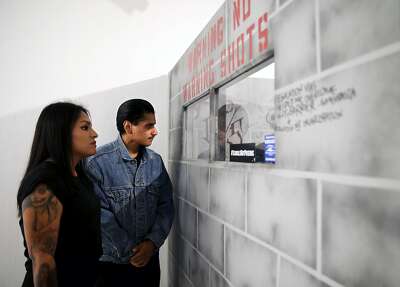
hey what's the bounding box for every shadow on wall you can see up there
[110,0,149,14]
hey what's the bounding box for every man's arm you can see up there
[85,160,133,261]
[22,184,63,287]
[131,159,174,267]
[145,159,175,249]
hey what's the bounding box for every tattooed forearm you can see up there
[34,262,58,287]
[22,184,62,287]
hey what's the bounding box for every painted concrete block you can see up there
[168,256,194,287]
[169,128,184,160]
[210,267,231,287]
[272,0,317,88]
[275,52,400,179]
[170,95,184,129]
[280,259,329,287]
[168,229,191,277]
[169,162,188,199]
[247,172,317,267]
[320,0,400,69]
[210,168,245,230]
[188,247,210,287]
[188,165,209,210]
[198,211,224,273]
[178,198,198,247]
[323,183,400,287]
[225,228,277,286]
[168,220,178,255]
[170,57,187,98]
[280,0,291,6]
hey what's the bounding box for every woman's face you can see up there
[71,112,98,159]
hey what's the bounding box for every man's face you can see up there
[131,113,158,146]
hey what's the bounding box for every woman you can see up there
[17,102,101,287]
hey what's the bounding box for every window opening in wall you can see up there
[185,95,210,161]
[216,61,275,163]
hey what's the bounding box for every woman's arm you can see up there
[22,183,63,287]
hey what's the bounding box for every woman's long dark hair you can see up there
[17,102,89,211]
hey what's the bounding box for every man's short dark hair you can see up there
[116,99,155,135]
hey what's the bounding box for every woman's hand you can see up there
[22,184,63,287]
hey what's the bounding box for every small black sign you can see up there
[230,143,256,163]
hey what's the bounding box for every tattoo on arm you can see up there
[22,184,63,287]
[35,263,58,287]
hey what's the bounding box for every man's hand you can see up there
[130,240,156,268]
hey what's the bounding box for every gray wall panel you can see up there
[188,165,209,210]
[210,168,246,230]
[320,0,400,69]
[280,259,329,287]
[272,0,317,88]
[210,268,230,287]
[188,247,210,287]
[323,183,400,287]
[225,228,277,287]
[178,199,198,247]
[198,211,224,273]
[248,173,317,267]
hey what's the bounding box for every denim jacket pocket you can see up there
[105,186,131,212]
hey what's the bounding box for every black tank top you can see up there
[18,161,102,287]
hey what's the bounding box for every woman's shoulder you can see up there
[23,160,62,183]
[18,160,67,206]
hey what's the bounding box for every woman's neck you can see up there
[71,156,81,177]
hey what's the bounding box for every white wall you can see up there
[0,75,170,287]
[0,0,225,118]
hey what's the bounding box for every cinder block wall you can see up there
[168,0,400,287]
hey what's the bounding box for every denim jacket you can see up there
[85,136,174,264]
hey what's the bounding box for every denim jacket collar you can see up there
[114,136,148,164]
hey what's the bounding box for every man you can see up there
[86,99,174,287]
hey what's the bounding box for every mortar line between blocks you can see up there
[196,208,199,249]
[275,0,295,14]
[275,41,400,95]
[171,91,182,102]
[224,224,226,276]
[317,180,323,273]
[173,162,400,191]
[208,264,211,287]
[315,0,321,73]
[245,172,248,233]
[169,127,182,132]
[276,255,281,287]
[255,169,400,191]
[208,167,211,213]
[170,161,400,191]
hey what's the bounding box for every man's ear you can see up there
[123,120,133,135]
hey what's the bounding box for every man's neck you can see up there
[121,134,140,159]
